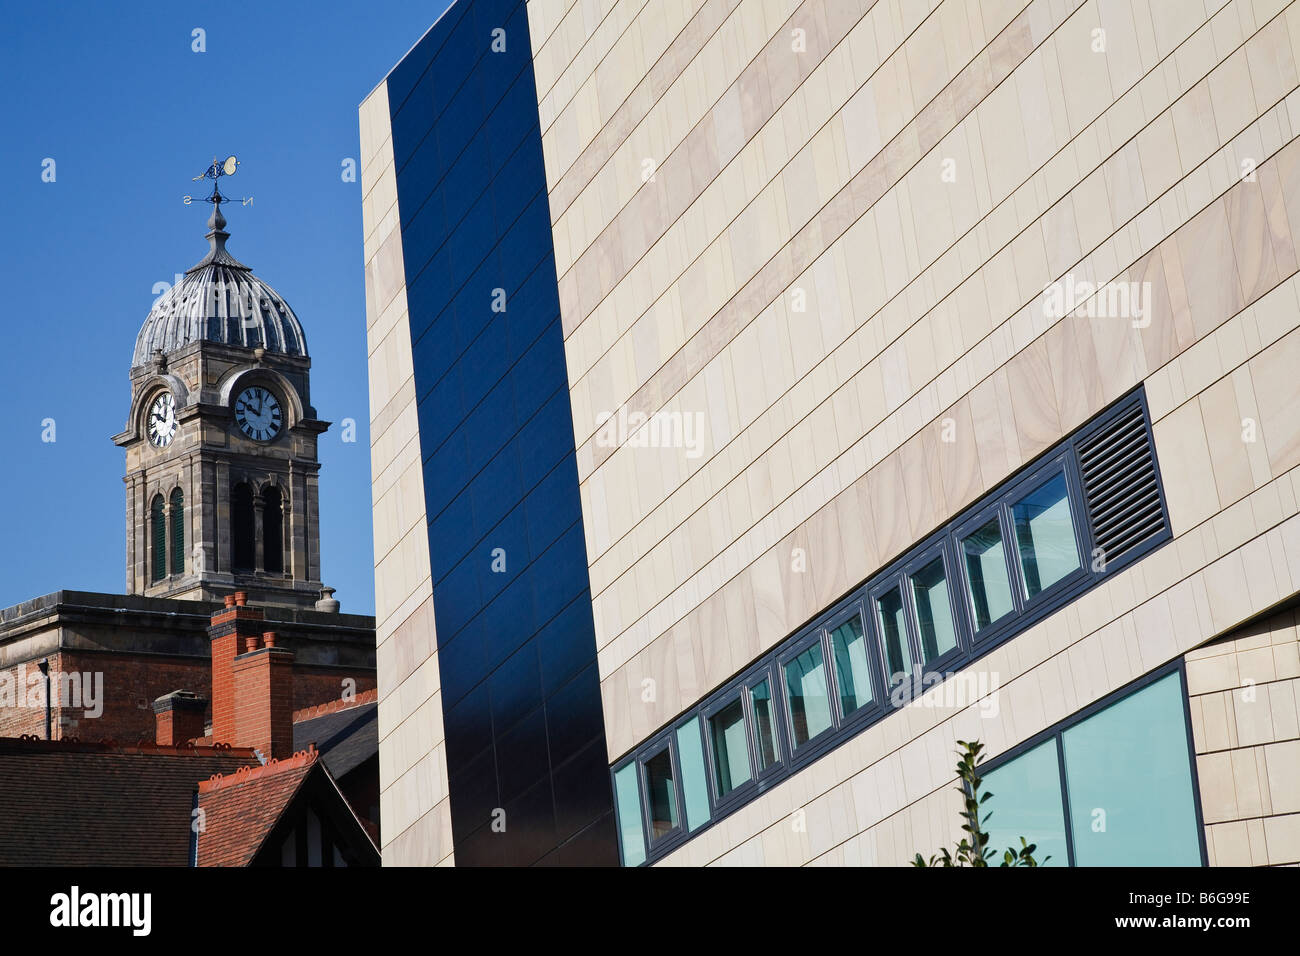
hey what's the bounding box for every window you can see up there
[909,554,958,664]
[263,486,284,574]
[982,740,1068,866]
[982,668,1202,867]
[643,747,678,842]
[961,517,1014,632]
[876,587,911,683]
[613,763,645,867]
[749,679,779,772]
[829,614,872,717]
[708,698,751,798]
[1061,672,1201,865]
[783,642,832,749]
[675,719,710,832]
[231,483,255,571]
[169,487,184,576]
[1012,472,1079,599]
[150,495,166,582]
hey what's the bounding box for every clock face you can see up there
[234,386,283,441]
[147,392,177,447]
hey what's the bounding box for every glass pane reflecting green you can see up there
[784,643,832,747]
[983,740,1067,867]
[876,586,912,682]
[1013,472,1080,599]
[708,698,752,798]
[750,679,779,771]
[830,614,873,716]
[613,762,645,866]
[910,556,958,664]
[676,718,711,831]
[962,517,1015,630]
[1062,673,1201,865]
[644,748,678,841]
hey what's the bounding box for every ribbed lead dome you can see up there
[132,206,308,368]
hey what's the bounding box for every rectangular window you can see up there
[909,555,958,664]
[1061,672,1201,865]
[830,614,873,717]
[613,762,645,866]
[675,718,711,832]
[1012,472,1080,599]
[750,679,780,772]
[961,517,1015,632]
[708,698,752,798]
[876,586,912,683]
[982,740,1067,866]
[784,643,832,748]
[982,667,1202,867]
[643,747,678,842]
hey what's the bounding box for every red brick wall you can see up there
[293,669,378,714]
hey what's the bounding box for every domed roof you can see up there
[132,205,308,368]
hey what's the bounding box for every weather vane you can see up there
[184,155,251,208]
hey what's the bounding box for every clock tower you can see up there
[113,196,330,610]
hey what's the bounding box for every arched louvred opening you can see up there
[263,486,284,574]
[170,487,185,576]
[232,483,256,571]
[150,495,166,583]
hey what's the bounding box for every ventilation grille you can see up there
[1077,403,1166,565]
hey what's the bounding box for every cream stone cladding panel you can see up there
[653,266,1300,863]
[360,80,453,866]
[1188,606,1300,867]
[530,0,1300,759]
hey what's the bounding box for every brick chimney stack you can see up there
[231,631,295,759]
[152,690,207,746]
[207,592,296,758]
[207,591,264,746]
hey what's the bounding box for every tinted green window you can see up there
[830,614,873,716]
[910,556,958,664]
[962,517,1014,630]
[709,699,751,798]
[644,748,678,841]
[784,643,832,748]
[876,587,912,682]
[1012,473,1080,599]
[982,740,1067,867]
[676,718,711,831]
[1062,673,1201,865]
[750,679,780,771]
[613,763,645,866]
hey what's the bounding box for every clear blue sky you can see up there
[0,0,453,615]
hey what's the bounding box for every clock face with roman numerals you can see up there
[234,386,283,442]
[148,391,177,447]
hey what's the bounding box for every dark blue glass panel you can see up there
[389,0,614,866]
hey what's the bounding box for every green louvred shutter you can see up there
[150,496,166,582]
[170,488,184,575]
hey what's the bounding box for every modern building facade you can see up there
[362,0,1300,866]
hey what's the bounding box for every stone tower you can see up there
[113,203,329,609]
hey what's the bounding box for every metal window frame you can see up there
[952,501,1020,644]
[823,600,883,734]
[978,660,1208,867]
[701,682,759,812]
[776,628,838,767]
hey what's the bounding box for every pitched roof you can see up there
[195,748,318,866]
[0,738,257,866]
[292,692,378,780]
